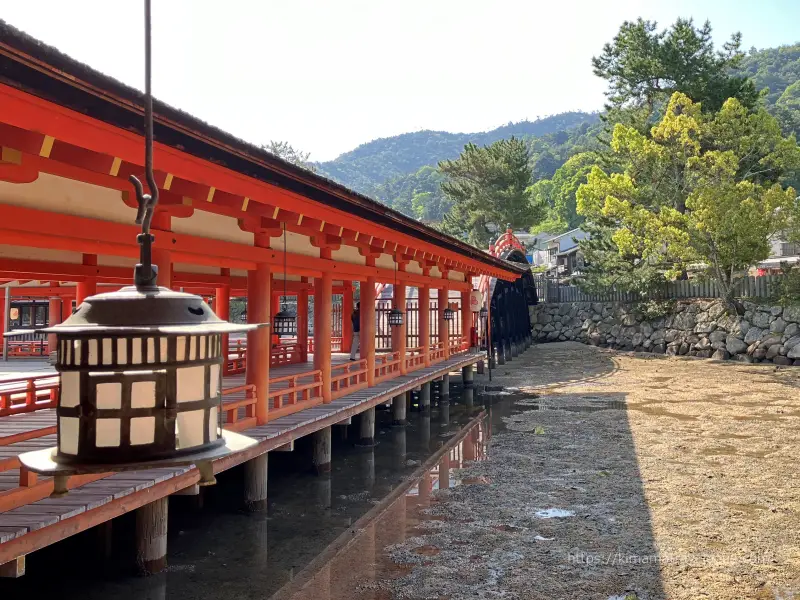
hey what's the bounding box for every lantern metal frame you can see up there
[443,306,456,321]
[273,221,297,336]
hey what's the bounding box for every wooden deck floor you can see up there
[0,350,485,564]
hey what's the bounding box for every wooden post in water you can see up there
[135,497,168,575]
[358,407,376,446]
[244,452,269,512]
[392,393,407,426]
[312,426,332,474]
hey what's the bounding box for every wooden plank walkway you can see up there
[0,350,485,564]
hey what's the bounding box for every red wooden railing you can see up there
[331,359,368,399]
[271,343,304,367]
[267,370,324,421]
[405,347,426,372]
[374,352,402,383]
[0,374,59,417]
[429,341,446,364]
[450,335,470,354]
[6,340,49,357]
[221,383,258,432]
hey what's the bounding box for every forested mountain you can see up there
[738,42,800,136]
[314,112,598,198]
[310,40,799,227]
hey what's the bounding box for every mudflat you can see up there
[380,342,800,600]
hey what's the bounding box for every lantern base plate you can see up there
[18,430,258,477]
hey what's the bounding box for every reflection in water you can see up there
[273,414,490,600]
[4,382,491,600]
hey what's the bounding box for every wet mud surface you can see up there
[363,343,800,600]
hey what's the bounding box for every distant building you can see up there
[754,238,800,275]
[527,229,589,278]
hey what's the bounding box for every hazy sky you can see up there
[3,1,799,160]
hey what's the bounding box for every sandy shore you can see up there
[381,342,800,600]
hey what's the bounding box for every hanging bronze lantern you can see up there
[443,306,456,321]
[16,3,263,494]
[388,252,404,327]
[273,222,297,336]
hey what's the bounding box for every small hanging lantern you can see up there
[15,1,263,495]
[479,306,488,320]
[388,252,404,327]
[388,307,404,327]
[273,308,297,336]
[273,222,297,337]
[443,306,456,321]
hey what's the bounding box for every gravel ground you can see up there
[381,342,800,600]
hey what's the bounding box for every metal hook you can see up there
[132,0,160,290]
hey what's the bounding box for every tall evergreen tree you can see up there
[592,18,759,131]
[439,137,541,246]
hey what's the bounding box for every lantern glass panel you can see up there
[209,364,220,397]
[73,339,82,364]
[176,409,205,449]
[199,335,207,359]
[60,371,80,408]
[176,366,205,403]
[177,336,187,361]
[96,382,122,409]
[117,338,127,365]
[147,338,156,363]
[208,406,218,440]
[59,416,79,455]
[96,418,121,447]
[132,338,143,364]
[130,416,156,445]
[131,380,157,408]
[88,339,99,365]
[102,339,113,365]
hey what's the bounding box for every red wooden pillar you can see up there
[392,282,407,374]
[47,294,62,355]
[439,284,450,360]
[362,277,376,386]
[419,285,430,366]
[342,282,353,354]
[151,211,172,289]
[314,271,333,403]
[61,296,72,319]
[247,234,272,425]
[215,271,230,373]
[298,278,309,362]
[271,285,280,348]
[460,288,470,351]
[76,254,97,305]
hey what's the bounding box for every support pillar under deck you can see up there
[392,393,407,426]
[244,452,269,512]
[312,426,332,474]
[135,497,168,575]
[358,407,376,446]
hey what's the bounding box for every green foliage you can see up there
[438,138,541,246]
[769,264,800,306]
[577,92,800,300]
[262,140,317,172]
[529,152,598,235]
[593,18,759,129]
[634,299,675,321]
[373,166,451,221]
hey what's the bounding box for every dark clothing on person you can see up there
[351,309,361,333]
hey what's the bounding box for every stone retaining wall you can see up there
[530,300,800,365]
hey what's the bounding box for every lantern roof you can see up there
[45,286,265,335]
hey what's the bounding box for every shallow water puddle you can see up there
[535,508,576,519]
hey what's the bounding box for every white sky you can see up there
[3,0,798,160]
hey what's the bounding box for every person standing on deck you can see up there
[350,302,361,360]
